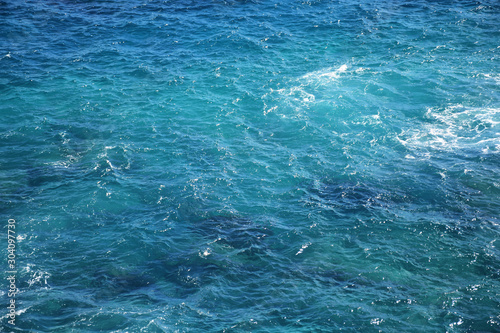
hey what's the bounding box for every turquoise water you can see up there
[1,0,499,331]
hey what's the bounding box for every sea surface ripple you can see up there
[1,0,499,332]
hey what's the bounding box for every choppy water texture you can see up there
[1,0,499,332]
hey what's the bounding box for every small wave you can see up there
[92,145,132,180]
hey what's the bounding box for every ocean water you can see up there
[1,0,499,331]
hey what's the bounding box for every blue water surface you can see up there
[1,0,499,331]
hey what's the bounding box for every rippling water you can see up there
[1,0,499,331]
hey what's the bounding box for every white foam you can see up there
[199,248,211,258]
[1,307,30,320]
[27,270,51,288]
[296,242,311,255]
[398,105,500,153]
[262,64,348,116]
[302,64,348,80]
